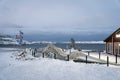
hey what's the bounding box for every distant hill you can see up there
[0,34,11,38]
[0,34,30,45]
[0,34,16,44]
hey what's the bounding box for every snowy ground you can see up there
[0,48,120,80]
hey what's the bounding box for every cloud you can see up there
[0,0,120,36]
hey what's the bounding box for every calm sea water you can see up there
[0,43,105,51]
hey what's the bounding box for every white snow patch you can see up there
[0,48,120,80]
[65,48,78,54]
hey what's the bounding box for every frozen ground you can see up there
[83,52,120,64]
[0,48,120,80]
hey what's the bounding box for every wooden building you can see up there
[104,28,120,55]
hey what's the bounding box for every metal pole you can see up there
[99,52,101,59]
[116,54,117,64]
[107,56,109,67]
[86,56,87,64]
[42,53,44,58]
[54,53,56,59]
[67,55,69,61]
[70,49,71,54]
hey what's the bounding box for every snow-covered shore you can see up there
[0,48,120,80]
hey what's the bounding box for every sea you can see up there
[0,43,105,52]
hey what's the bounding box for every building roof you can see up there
[104,28,120,42]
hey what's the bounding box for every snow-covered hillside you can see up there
[29,41,105,46]
[0,34,14,44]
[0,48,120,80]
[0,34,30,45]
[63,41,105,44]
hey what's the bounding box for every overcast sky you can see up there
[0,0,120,41]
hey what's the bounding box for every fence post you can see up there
[33,51,35,57]
[88,52,90,56]
[42,53,44,58]
[116,54,117,64]
[54,53,56,59]
[99,51,101,59]
[107,56,109,67]
[32,50,35,57]
[86,56,87,64]
[67,55,69,61]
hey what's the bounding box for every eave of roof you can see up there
[104,28,120,42]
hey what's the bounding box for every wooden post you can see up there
[42,53,44,58]
[116,54,117,64]
[33,51,35,57]
[86,56,87,64]
[107,56,109,67]
[67,55,69,61]
[54,53,56,59]
[99,52,101,59]
[32,50,35,57]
